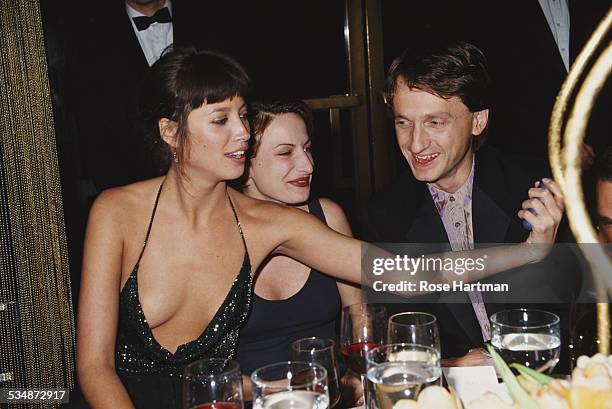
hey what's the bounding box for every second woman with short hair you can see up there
[235,100,362,404]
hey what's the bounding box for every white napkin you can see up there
[442,366,506,404]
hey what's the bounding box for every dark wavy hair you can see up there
[248,99,313,158]
[384,40,491,113]
[138,46,251,179]
[384,40,491,149]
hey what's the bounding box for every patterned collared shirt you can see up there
[427,157,492,342]
[427,161,475,252]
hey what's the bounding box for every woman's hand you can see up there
[340,370,364,407]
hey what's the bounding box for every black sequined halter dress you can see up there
[115,184,252,409]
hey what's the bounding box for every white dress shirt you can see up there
[538,0,570,72]
[126,0,174,66]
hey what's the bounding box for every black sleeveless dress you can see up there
[115,184,252,409]
[235,198,342,375]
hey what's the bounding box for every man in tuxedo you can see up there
[361,40,579,365]
[69,0,237,194]
[69,0,174,194]
[472,0,609,164]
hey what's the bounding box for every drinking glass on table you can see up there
[292,337,341,408]
[365,343,441,409]
[490,308,561,374]
[251,361,329,409]
[183,359,244,409]
[387,312,440,353]
[340,303,387,377]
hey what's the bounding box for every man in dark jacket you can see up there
[361,40,580,367]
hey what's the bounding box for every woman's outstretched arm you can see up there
[275,180,565,296]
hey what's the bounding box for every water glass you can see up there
[292,337,341,408]
[183,359,244,409]
[365,343,441,409]
[251,361,329,409]
[490,308,561,373]
[387,312,440,353]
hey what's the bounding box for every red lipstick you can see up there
[288,176,310,187]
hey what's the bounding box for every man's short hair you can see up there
[597,144,612,182]
[384,40,491,113]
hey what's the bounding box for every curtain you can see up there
[0,0,75,402]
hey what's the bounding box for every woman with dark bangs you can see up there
[75,46,564,409]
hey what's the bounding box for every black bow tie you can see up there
[132,7,172,31]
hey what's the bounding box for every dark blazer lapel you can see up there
[119,12,149,73]
[404,183,448,244]
[169,0,182,43]
[472,186,509,244]
[472,151,511,244]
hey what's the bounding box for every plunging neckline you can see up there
[130,253,251,356]
[119,182,252,358]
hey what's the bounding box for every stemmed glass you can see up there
[387,312,441,353]
[340,303,387,408]
[183,359,244,409]
[292,337,341,408]
[490,308,561,374]
[340,303,387,377]
[365,343,441,408]
[251,361,329,409]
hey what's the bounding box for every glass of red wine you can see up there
[183,358,244,409]
[340,303,387,376]
[340,303,387,406]
[292,337,341,408]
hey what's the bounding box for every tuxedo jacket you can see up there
[69,1,238,192]
[360,146,580,358]
[470,0,610,159]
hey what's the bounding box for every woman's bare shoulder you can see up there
[229,189,312,225]
[318,198,347,219]
[90,177,164,223]
[317,197,352,235]
[230,189,285,215]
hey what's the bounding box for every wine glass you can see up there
[292,337,341,408]
[340,303,387,408]
[251,361,329,409]
[490,308,561,373]
[340,303,387,377]
[365,343,441,408]
[387,312,441,353]
[183,359,244,409]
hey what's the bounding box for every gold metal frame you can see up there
[549,7,612,355]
